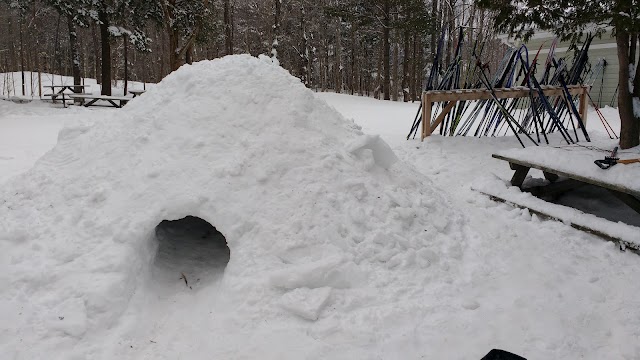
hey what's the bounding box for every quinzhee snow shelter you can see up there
[0,55,471,359]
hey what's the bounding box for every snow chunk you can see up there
[279,287,332,321]
[269,255,365,289]
[346,134,399,170]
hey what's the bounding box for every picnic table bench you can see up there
[43,85,90,108]
[492,144,640,215]
[128,89,146,98]
[67,94,131,108]
[472,143,640,250]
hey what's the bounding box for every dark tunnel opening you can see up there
[152,216,230,288]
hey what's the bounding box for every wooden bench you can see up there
[42,93,90,102]
[67,94,131,108]
[42,93,64,101]
[43,92,88,104]
[471,145,640,249]
[492,149,640,215]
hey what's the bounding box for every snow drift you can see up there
[0,55,470,358]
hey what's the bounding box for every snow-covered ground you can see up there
[1,61,639,360]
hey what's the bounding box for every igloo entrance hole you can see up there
[152,216,230,287]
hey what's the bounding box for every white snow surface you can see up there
[0,55,471,359]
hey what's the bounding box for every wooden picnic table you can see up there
[493,146,640,215]
[128,89,146,98]
[43,85,90,107]
[43,84,89,93]
[67,94,131,108]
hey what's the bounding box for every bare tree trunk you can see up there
[19,14,25,96]
[224,0,233,55]
[92,24,100,83]
[431,0,438,62]
[630,33,637,65]
[417,36,424,94]
[306,15,312,88]
[124,35,129,95]
[300,4,310,87]
[322,40,328,92]
[335,23,342,93]
[410,34,418,100]
[444,2,453,66]
[98,8,111,95]
[8,14,16,74]
[168,29,182,71]
[375,39,383,99]
[467,4,477,71]
[272,0,281,61]
[617,31,640,149]
[66,15,82,93]
[402,29,410,102]
[382,0,391,100]
[350,24,356,95]
[185,43,193,64]
[478,10,485,47]
[392,28,399,101]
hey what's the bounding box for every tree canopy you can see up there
[476,0,640,42]
[478,0,640,148]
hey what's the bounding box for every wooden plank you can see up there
[72,96,125,108]
[423,85,588,102]
[579,90,589,126]
[509,163,530,187]
[421,92,431,140]
[475,189,640,253]
[84,98,101,107]
[420,85,589,139]
[493,153,640,198]
[68,94,131,101]
[429,101,457,134]
[43,85,89,87]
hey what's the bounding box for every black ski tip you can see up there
[481,349,527,360]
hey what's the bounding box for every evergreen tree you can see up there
[159,0,214,71]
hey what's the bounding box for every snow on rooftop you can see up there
[0,55,470,358]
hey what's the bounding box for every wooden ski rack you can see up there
[420,85,590,140]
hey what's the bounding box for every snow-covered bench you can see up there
[473,143,640,250]
[42,85,90,107]
[67,94,131,108]
[492,145,640,209]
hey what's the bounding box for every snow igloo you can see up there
[0,55,470,358]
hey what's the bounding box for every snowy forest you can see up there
[0,0,506,100]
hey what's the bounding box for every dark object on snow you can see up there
[594,147,640,169]
[481,349,526,360]
[595,147,619,170]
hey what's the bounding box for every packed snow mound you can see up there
[0,55,471,358]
